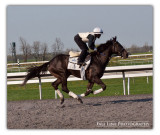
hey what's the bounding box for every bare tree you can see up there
[129,44,139,53]
[41,43,48,61]
[19,37,31,62]
[142,42,150,52]
[32,41,40,61]
[52,38,64,55]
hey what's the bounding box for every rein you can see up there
[112,41,124,56]
[95,39,125,64]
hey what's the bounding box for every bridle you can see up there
[95,40,125,64]
[112,41,124,56]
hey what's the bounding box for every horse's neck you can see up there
[98,46,113,66]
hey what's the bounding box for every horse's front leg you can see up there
[79,81,94,97]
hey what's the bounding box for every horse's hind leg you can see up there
[79,81,94,97]
[52,79,64,104]
[92,76,106,95]
[61,78,83,104]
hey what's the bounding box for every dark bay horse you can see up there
[22,36,128,104]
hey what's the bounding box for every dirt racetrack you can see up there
[7,94,153,129]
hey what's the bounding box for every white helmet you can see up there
[93,27,103,34]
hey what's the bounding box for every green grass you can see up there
[131,52,153,55]
[7,77,153,101]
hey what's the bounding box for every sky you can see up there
[7,5,153,54]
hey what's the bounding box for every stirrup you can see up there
[77,61,83,65]
[78,62,86,68]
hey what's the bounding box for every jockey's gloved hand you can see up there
[88,48,97,53]
[88,49,94,53]
[88,47,97,53]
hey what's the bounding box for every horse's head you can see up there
[111,36,128,59]
[97,36,128,58]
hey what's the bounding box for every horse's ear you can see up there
[113,36,117,42]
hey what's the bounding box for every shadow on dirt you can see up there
[110,98,153,104]
[56,97,153,108]
[85,98,153,107]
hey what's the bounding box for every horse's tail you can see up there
[21,62,50,86]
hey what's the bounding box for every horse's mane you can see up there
[89,39,113,56]
[97,39,113,53]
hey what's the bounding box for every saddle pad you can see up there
[69,51,81,57]
[67,57,91,71]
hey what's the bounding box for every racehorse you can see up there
[22,36,128,104]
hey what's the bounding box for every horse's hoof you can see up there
[85,89,93,96]
[78,97,83,104]
[60,98,64,104]
[90,90,93,94]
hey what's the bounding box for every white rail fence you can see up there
[7,54,153,72]
[7,64,153,100]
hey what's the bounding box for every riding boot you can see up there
[77,57,84,65]
[77,50,88,65]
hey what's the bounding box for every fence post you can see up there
[17,59,20,72]
[38,77,42,100]
[122,71,126,95]
[55,91,57,99]
[128,77,130,95]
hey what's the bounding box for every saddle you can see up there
[67,51,91,80]
[69,51,81,57]
[68,51,91,65]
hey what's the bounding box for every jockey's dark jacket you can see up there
[87,34,95,50]
[76,32,96,50]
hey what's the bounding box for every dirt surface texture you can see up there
[7,94,153,129]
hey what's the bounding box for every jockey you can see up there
[74,27,103,65]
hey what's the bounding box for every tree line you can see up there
[126,43,153,54]
[8,37,78,63]
[8,37,153,63]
